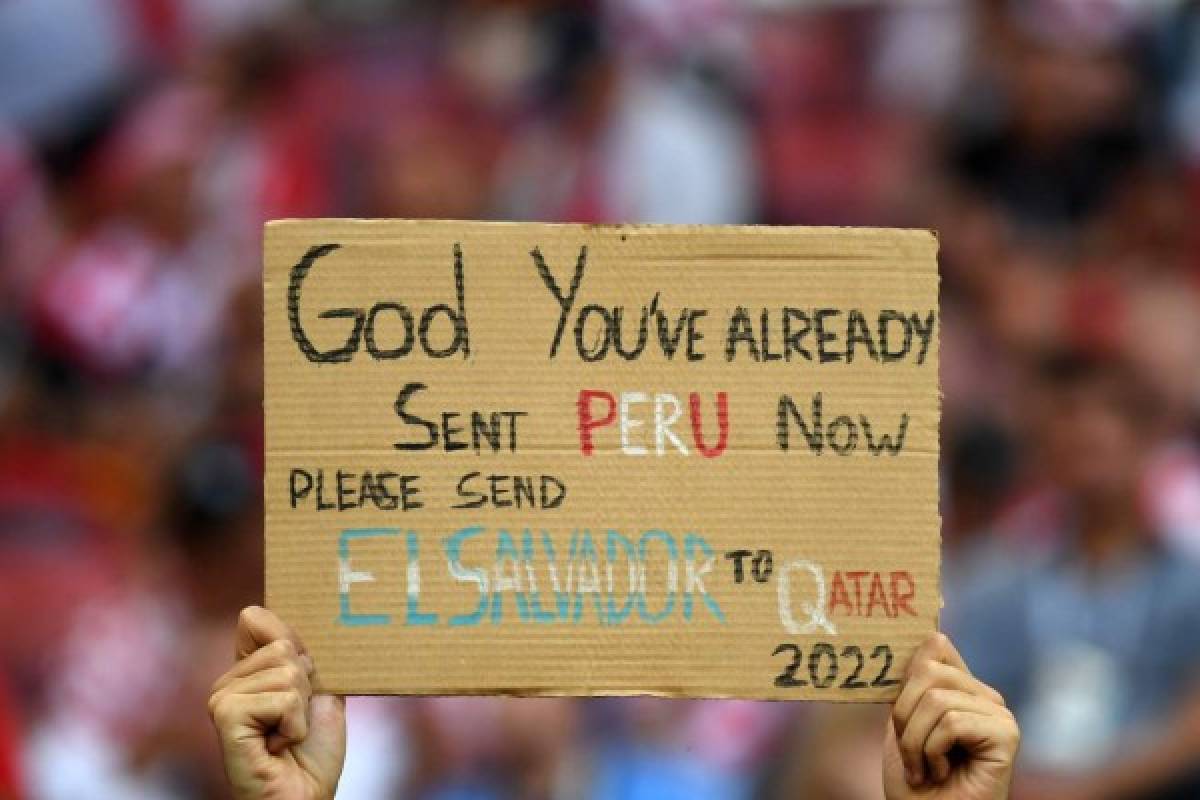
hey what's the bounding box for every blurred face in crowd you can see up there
[1007,37,1134,149]
[130,160,197,244]
[1038,365,1146,504]
[370,116,489,219]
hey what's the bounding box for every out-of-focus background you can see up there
[1,0,1200,798]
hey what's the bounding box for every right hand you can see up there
[208,606,347,800]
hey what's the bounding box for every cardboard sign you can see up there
[264,220,940,700]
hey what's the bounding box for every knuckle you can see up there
[1003,716,1021,745]
[927,687,951,713]
[286,663,307,690]
[269,639,296,660]
[942,709,965,731]
[208,692,234,726]
[905,660,933,690]
[209,672,230,696]
[931,631,952,652]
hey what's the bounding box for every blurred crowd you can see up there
[1,0,1200,798]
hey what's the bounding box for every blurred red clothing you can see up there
[0,671,21,799]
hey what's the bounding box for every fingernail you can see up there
[300,654,314,674]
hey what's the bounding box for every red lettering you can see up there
[689,391,729,458]
[845,571,868,615]
[577,389,616,456]
[890,571,917,617]
[866,572,892,617]
[828,571,853,616]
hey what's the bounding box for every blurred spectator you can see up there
[0,0,134,140]
[948,351,1200,798]
[588,698,787,800]
[494,8,756,223]
[25,438,261,799]
[947,0,1150,244]
[765,705,888,800]
[406,697,580,798]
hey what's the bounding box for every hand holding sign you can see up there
[209,607,346,800]
[883,633,1019,800]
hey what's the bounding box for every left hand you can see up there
[208,607,346,800]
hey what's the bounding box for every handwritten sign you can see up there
[264,220,940,700]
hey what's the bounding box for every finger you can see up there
[236,605,307,660]
[210,689,309,747]
[218,664,312,702]
[907,632,968,677]
[893,660,1005,738]
[898,688,1000,786]
[924,707,1019,784]
[213,638,313,693]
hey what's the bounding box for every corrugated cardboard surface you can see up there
[264,220,939,700]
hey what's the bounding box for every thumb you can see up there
[311,694,346,737]
[881,714,913,798]
[293,694,347,789]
